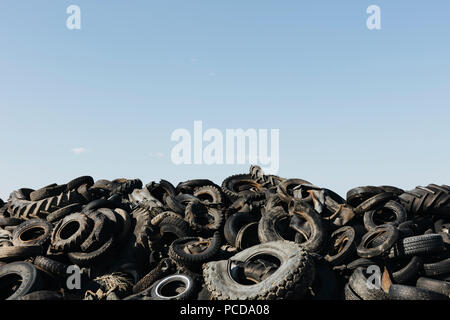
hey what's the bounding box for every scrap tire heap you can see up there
[0,169,449,300]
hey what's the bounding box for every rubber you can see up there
[150,274,197,300]
[0,262,44,300]
[46,203,82,223]
[203,241,315,300]
[51,213,93,252]
[33,256,68,278]
[388,284,448,300]
[169,232,222,269]
[388,234,444,259]
[357,225,399,258]
[12,219,52,247]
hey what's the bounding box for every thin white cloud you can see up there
[149,152,165,159]
[71,147,87,155]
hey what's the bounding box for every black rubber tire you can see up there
[324,226,359,266]
[0,217,24,227]
[391,256,423,284]
[46,203,82,223]
[416,277,450,297]
[348,267,388,300]
[82,199,116,213]
[0,245,43,262]
[112,208,132,245]
[222,174,263,202]
[12,219,52,247]
[66,176,94,191]
[357,225,399,258]
[184,201,224,235]
[30,184,66,202]
[159,216,193,245]
[346,258,378,271]
[111,179,143,195]
[289,200,326,253]
[363,200,407,230]
[203,241,315,300]
[235,222,260,251]
[388,234,445,259]
[150,274,197,300]
[277,179,313,204]
[133,258,174,293]
[67,236,115,267]
[344,283,362,300]
[388,284,448,300]
[379,186,404,196]
[17,290,63,300]
[176,179,217,194]
[0,262,44,300]
[224,212,258,247]
[7,188,81,220]
[81,211,113,252]
[354,192,394,215]
[346,186,383,208]
[51,213,93,252]
[194,185,223,204]
[399,184,450,217]
[96,208,120,236]
[169,232,222,269]
[423,258,450,277]
[146,180,176,203]
[33,256,68,278]
[258,207,297,243]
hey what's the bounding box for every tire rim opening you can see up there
[0,274,23,300]
[20,226,46,242]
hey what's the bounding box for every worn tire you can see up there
[150,274,197,300]
[388,234,445,259]
[33,256,68,278]
[388,284,448,300]
[203,241,315,300]
[0,262,44,300]
[12,219,52,247]
[169,232,222,269]
[51,213,93,252]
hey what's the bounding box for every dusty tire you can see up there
[51,213,93,252]
[66,176,94,191]
[258,207,296,243]
[46,204,82,223]
[203,241,315,300]
[169,232,222,269]
[277,179,312,204]
[30,185,66,202]
[12,219,52,247]
[348,267,388,300]
[0,246,43,262]
[33,256,68,278]
[388,284,448,300]
[17,290,63,300]
[363,201,407,230]
[0,262,44,300]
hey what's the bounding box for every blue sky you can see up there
[0,1,449,200]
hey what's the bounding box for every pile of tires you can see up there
[0,169,448,300]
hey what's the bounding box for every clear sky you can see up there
[0,1,449,200]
